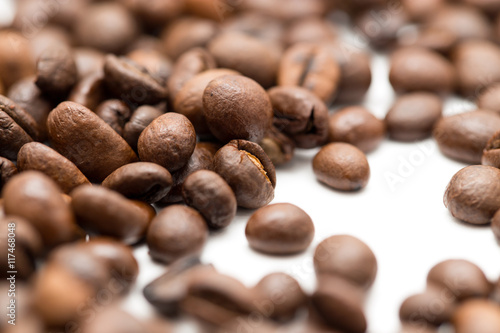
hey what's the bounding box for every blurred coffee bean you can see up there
[221,12,284,45]
[259,127,295,166]
[126,49,173,86]
[355,7,409,48]
[120,0,185,27]
[482,130,500,168]
[68,72,107,111]
[401,0,446,21]
[398,27,458,55]
[285,17,337,46]
[123,105,164,151]
[29,25,72,60]
[452,299,500,333]
[399,287,456,327]
[80,307,146,333]
[73,47,105,78]
[240,0,327,21]
[0,30,35,89]
[493,210,500,241]
[35,45,77,99]
[333,47,372,103]
[0,157,17,192]
[95,100,132,136]
[477,83,500,114]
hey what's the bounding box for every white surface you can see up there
[2,2,500,332]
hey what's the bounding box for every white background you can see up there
[2,2,500,332]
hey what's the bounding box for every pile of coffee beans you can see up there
[0,0,500,332]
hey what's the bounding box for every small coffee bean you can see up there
[427,259,492,300]
[245,203,315,255]
[269,86,329,148]
[328,106,385,153]
[0,30,34,89]
[102,162,173,204]
[492,210,500,241]
[401,0,446,21]
[126,49,173,86]
[123,105,164,151]
[314,235,378,289]
[278,43,341,103]
[285,17,337,46]
[146,205,208,264]
[389,47,455,94]
[0,94,41,141]
[120,0,184,27]
[17,142,90,194]
[385,93,443,141]
[80,307,146,333]
[35,45,77,98]
[214,140,276,209]
[138,112,196,172]
[241,0,327,21]
[103,55,168,106]
[47,101,138,182]
[333,48,372,103]
[482,130,500,168]
[477,83,500,114]
[259,126,295,166]
[174,68,240,136]
[253,272,307,321]
[0,157,17,193]
[184,0,232,21]
[182,170,236,229]
[0,111,33,160]
[452,299,500,333]
[73,47,105,79]
[71,185,153,244]
[434,110,500,164]
[399,288,456,327]
[313,143,370,191]
[95,100,132,136]
[2,171,79,249]
[68,72,107,111]
[398,27,458,55]
[203,75,273,143]
[355,8,409,48]
[221,12,284,45]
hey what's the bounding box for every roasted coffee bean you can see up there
[245,203,315,255]
[221,12,284,45]
[71,185,153,244]
[314,235,377,289]
[399,287,456,327]
[259,126,295,166]
[17,142,90,194]
[278,43,341,103]
[452,299,500,333]
[120,0,184,27]
[427,259,492,300]
[333,48,372,103]
[75,2,138,54]
[385,93,442,141]
[174,69,240,136]
[161,18,219,60]
[29,26,71,58]
[269,86,329,149]
[35,45,77,98]
[47,101,138,182]
[123,105,164,151]
[434,110,500,164]
[398,27,458,55]
[73,47,105,78]
[328,106,385,153]
[241,0,327,21]
[2,171,79,248]
[0,157,17,193]
[0,114,33,160]
[184,0,234,21]
[389,47,455,94]
[312,275,367,333]
[203,75,273,143]
[285,17,337,46]
[103,55,168,106]
[138,112,196,172]
[0,94,41,143]
[147,205,208,264]
[182,170,236,229]
[477,83,500,114]
[355,8,409,48]
[313,143,370,191]
[0,30,35,89]
[482,130,500,168]
[214,140,276,209]
[452,40,500,97]
[493,210,500,241]
[80,307,146,333]
[167,48,216,102]
[127,49,173,86]
[102,162,173,204]
[95,100,132,136]
[399,324,438,333]
[68,71,106,111]
[208,33,280,88]
[253,273,307,321]
[401,0,446,21]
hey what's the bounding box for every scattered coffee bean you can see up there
[123,105,164,151]
[0,94,41,142]
[68,71,106,111]
[333,48,372,103]
[35,45,77,98]
[221,12,284,45]
[398,27,458,55]
[482,130,500,168]
[399,287,456,327]
[356,8,409,48]
[452,299,500,333]
[95,99,131,136]
[259,126,295,166]
[477,83,500,114]
[126,48,172,86]
[401,0,446,21]
[0,157,17,192]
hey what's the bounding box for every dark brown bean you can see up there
[0,112,33,160]
[0,157,17,193]
[482,130,500,168]
[120,0,184,27]
[452,299,500,333]
[68,71,106,111]
[126,49,173,86]
[123,105,164,151]
[333,47,372,103]
[355,8,409,48]
[399,288,456,327]
[0,94,40,141]
[259,126,295,166]
[0,30,35,89]
[95,100,132,136]
[35,45,77,98]
[214,140,276,209]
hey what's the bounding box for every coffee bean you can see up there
[492,210,500,241]
[482,130,500,168]
[95,100,132,136]
[120,0,184,28]
[385,93,443,141]
[355,8,409,48]
[452,299,500,333]
[71,185,153,244]
[0,157,17,193]
[245,203,315,255]
[278,43,341,103]
[123,105,164,151]
[241,0,327,21]
[68,71,107,111]
[285,17,337,46]
[269,86,329,148]
[221,12,284,45]
[389,47,455,94]
[138,112,196,172]
[146,205,208,264]
[314,235,378,289]
[73,47,105,79]
[80,307,146,333]
[399,324,439,333]
[174,68,240,136]
[102,162,173,204]
[0,30,34,89]
[333,48,372,103]
[2,171,79,249]
[0,112,33,160]
[328,106,385,153]
[313,143,370,191]
[398,27,458,55]
[208,32,280,88]
[47,101,138,182]
[184,0,232,21]
[434,110,500,164]
[182,170,236,229]
[203,75,273,143]
[401,0,446,21]
[35,45,77,98]
[214,140,276,209]
[0,94,41,141]
[477,83,500,114]
[253,272,307,321]
[399,288,456,327]
[126,49,173,86]
[259,126,295,166]
[17,142,90,194]
[104,55,168,106]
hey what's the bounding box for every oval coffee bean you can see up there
[126,48,172,86]
[73,47,105,79]
[259,126,295,166]
[385,93,442,141]
[17,142,90,194]
[182,170,236,229]
[314,235,378,289]
[245,203,314,255]
[482,130,500,168]
[0,30,34,89]
[102,162,173,204]
[35,45,77,98]
[0,111,33,160]
[313,143,370,191]
[328,106,385,153]
[138,112,196,172]
[434,110,500,164]
[477,83,500,114]
[214,140,276,209]
[3,171,79,249]
[452,299,500,333]
[47,101,138,182]
[203,75,273,143]
[0,157,17,193]
[68,72,106,111]
[0,94,41,141]
[123,105,164,151]
[399,288,456,327]
[333,47,372,103]
[285,17,337,46]
[71,185,152,244]
[146,205,208,264]
[95,99,132,136]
